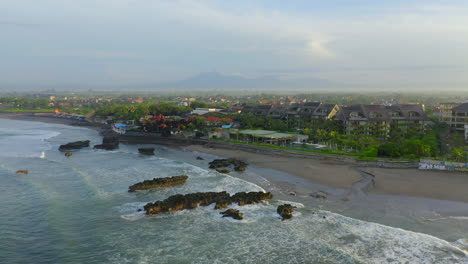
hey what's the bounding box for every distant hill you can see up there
[149,72,333,90]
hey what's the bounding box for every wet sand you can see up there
[187,145,468,203]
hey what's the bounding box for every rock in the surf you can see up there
[220,209,244,220]
[93,136,119,151]
[128,176,188,192]
[58,140,90,151]
[65,152,73,157]
[277,204,294,220]
[93,143,118,150]
[138,148,155,155]
[144,191,272,215]
[208,158,248,172]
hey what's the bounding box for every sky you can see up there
[1,0,468,91]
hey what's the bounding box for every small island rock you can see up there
[128,175,188,192]
[277,204,295,220]
[220,209,244,220]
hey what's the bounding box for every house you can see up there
[450,103,468,131]
[335,104,429,138]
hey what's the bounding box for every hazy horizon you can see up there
[2,0,468,91]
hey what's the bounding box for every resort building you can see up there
[450,103,468,132]
[285,102,339,128]
[438,101,465,123]
[241,102,340,129]
[335,104,429,138]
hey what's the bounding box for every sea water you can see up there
[0,119,467,263]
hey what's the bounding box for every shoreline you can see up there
[185,144,468,203]
[2,113,468,203]
[2,115,468,242]
[0,112,107,133]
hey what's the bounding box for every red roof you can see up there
[206,116,221,122]
[223,117,233,123]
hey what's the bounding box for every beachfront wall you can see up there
[419,159,468,172]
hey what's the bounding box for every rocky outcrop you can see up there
[138,148,155,155]
[220,209,244,220]
[128,176,188,192]
[277,204,294,220]
[93,143,118,150]
[208,158,248,172]
[196,156,204,160]
[58,140,90,151]
[65,152,73,157]
[216,169,231,174]
[93,136,119,150]
[103,136,119,144]
[16,170,28,174]
[144,191,272,215]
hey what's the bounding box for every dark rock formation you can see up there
[216,169,231,174]
[138,148,155,155]
[208,158,248,172]
[196,156,204,160]
[58,140,90,151]
[65,152,73,157]
[144,191,272,215]
[103,136,119,144]
[93,136,120,150]
[277,204,294,220]
[93,143,118,150]
[220,209,244,220]
[128,176,188,192]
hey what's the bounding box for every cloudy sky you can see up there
[2,0,468,90]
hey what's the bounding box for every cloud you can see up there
[307,39,336,58]
[1,0,468,89]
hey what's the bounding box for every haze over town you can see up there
[2,0,468,91]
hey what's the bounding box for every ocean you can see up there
[0,119,467,263]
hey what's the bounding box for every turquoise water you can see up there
[0,119,467,263]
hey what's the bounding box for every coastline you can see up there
[185,145,468,203]
[2,115,468,243]
[2,112,467,203]
[0,112,107,132]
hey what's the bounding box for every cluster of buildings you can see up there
[242,102,429,139]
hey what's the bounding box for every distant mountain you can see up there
[150,72,333,90]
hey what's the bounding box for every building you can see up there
[450,103,468,132]
[229,129,308,146]
[241,102,339,129]
[438,101,465,123]
[465,125,468,144]
[335,104,429,138]
[285,102,339,128]
[190,108,224,116]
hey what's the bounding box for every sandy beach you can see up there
[187,145,468,203]
[0,112,106,132]
[2,112,467,203]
